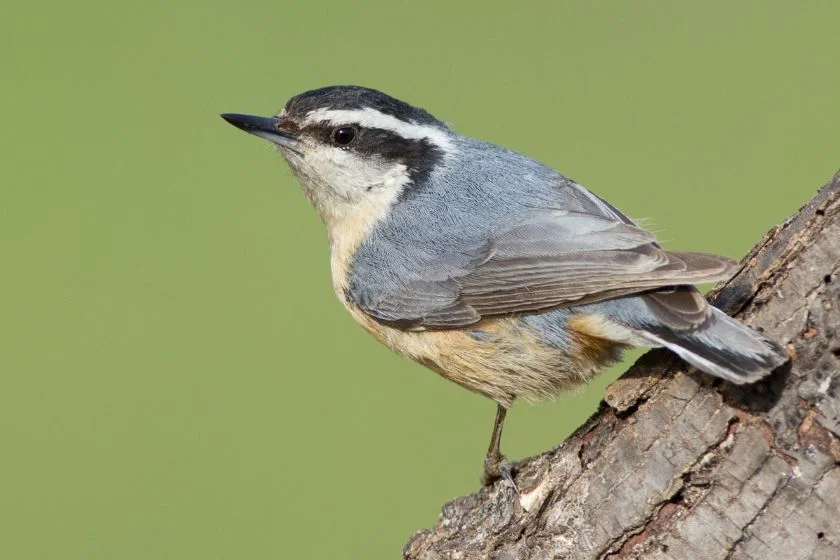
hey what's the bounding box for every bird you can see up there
[221,86,788,486]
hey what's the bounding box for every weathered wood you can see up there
[404,171,840,560]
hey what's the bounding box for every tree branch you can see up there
[404,171,840,560]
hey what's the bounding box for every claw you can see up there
[482,452,519,492]
[499,461,519,493]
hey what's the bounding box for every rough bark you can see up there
[404,171,840,560]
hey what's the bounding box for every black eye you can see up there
[332,126,356,146]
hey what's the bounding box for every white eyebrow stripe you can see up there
[303,107,456,154]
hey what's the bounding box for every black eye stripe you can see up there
[300,123,444,188]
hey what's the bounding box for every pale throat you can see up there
[279,125,425,299]
[293,155,409,298]
[326,186,401,299]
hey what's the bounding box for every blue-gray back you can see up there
[346,136,732,329]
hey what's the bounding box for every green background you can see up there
[2,1,837,558]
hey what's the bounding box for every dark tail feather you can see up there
[640,307,788,384]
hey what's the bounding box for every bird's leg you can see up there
[481,403,517,489]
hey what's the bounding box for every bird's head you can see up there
[222,86,455,233]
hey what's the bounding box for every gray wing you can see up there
[350,209,736,329]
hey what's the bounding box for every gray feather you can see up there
[574,295,788,383]
[347,136,735,328]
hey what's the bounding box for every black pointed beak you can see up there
[220,113,299,150]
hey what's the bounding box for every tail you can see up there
[639,307,788,384]
[588,289,789,384]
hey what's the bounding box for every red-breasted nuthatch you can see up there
[222,86,787,485]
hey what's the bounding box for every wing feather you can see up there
[351,209,736,329]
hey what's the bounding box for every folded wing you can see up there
[351,210,736,329]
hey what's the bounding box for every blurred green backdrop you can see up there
[2,1,838,558]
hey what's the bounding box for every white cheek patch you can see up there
[282,142,411,242]
[284,144,407,280]
[303,107,456,155]
[303,145,410,197]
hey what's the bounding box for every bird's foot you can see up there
[482,453,519,492]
